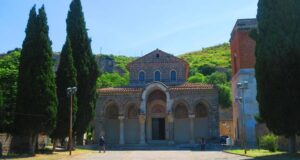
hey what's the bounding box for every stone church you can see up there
[94,49,219,145]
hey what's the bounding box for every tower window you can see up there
[139,71,145,82]
[156,54,159,58]
[154,71,161,81]
[171,70,176,81]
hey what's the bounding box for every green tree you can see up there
[217,84,232,108]
[51,38,77,147]
[254,0,300,153]
[0,50,20,132]
[205,72,227,85]
[198,63,216,76]
[187,73,206,83]
[66,0,99,144]
[97,72,128,88]
[14,6,57,154]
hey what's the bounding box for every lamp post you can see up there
[67,87,77,156]
[236,81,248,154]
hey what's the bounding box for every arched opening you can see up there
[170,70,177,81]
[154,71,161,81]
[125,104,139,144]
[146,89,166,141]
[105,103,119,144]
[194,102,209,139]
[174,103,189,143]
[139,71,145,82]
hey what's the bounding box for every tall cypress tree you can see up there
[66,0,99,144]
[51,38,77,146]
[14,5,57,154]
[254,0,300,153]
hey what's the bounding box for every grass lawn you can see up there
[225,149,300,160]
[2,148,94,160]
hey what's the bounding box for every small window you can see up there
[171,70,176,81]
[156,54,159,58]
[154,71,161,81]
[139,71,145,82]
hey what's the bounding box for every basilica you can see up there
[94,49,219,145]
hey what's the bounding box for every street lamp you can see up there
[67,87,77,156]
[236,81,248,154]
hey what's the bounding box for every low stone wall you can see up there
[0,133,49,155]
[0,133,12,156]
[255,123,300,150]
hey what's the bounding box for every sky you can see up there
[0,0,258,56]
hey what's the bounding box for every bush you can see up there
[259,134,278,152]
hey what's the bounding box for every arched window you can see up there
[139,71,145,82]
[154,71,161,81]
[195,103,208,118]
[170,70,176,81]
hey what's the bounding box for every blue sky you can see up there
[0,0,258,56]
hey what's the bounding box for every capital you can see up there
[118,115,125,120]
[138,115,146,123]
[167,114,174,122]
[189,114,195,118]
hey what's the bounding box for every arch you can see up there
[105,103,119,119]
[171,99,191,114]
[104,102,120,144]
[154,70,161,81]
[170,70,177,81]
[195,102,208,118]
[139,70,145,82]
[125,103,138,119]
[174,103,188,119]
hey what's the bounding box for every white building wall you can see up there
[235,69,259,146]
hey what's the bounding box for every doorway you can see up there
[152,118,165,140]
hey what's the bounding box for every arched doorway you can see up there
[124,104,139,144]
[105,103,119,144]
[146,90,167,141]
[194,102,209,139]
[174,103,189,143]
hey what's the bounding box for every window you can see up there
[139,71,145,82]
[154,71,161,81]
[156,54,160,58]
[170,70,176,81]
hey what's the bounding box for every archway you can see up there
[146,90,167,141]
[194,102,209,140]
[104,103,119,144]
[124,104,139,144]
[174,103,190,143]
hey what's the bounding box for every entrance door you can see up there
[152,118,165,140]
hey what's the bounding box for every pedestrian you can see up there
[99,136,106,153]
[200,138,206,151]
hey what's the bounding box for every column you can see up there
[119,115,125,145]
[189,114,195,144]
[167,114,174,144]
[138,115,146,144]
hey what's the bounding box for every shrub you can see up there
[259,134,278,152]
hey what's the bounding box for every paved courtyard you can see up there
[67,150,251,160]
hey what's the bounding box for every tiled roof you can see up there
[169,83,214,90]
[97,83,214,95]
[97,87,142,94]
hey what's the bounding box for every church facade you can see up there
[94,49,219,145]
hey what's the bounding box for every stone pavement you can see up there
[67,150,252,160]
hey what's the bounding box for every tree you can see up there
[97,72,128,88]
[198,64,216,76]
[14,6,57,154]
[0,50,20,132]
[205,72,227,85]
[187,73,206,83]
[51,38,77,149]
[217,84,232,108]
[66,0,99,144]
[254,0,300,153]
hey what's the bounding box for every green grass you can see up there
[225,149,300,160]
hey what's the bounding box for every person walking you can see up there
[99,136,106,153]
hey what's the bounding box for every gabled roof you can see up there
[127,49,189,68]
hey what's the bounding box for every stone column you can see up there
[118,115,125,145]
[167,114,174,144]
[189,114,195,144]
[138,115,146,144]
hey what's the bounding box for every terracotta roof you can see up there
[98,83,214,95]
[97,87,142,94]
[169,83,214,90]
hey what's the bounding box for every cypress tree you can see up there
[66,0,99,144]
[254,0,300,153]
[14,5,57,154]
[51,37,77,148]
